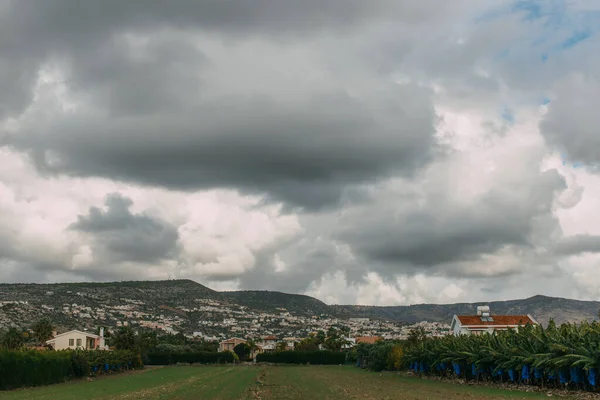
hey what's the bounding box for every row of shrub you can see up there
[354,341,404,372]
[0,349,142,390]
[256,350,346,365]
[403,321,600,390]
[145,351,236,365]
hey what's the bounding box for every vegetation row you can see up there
[355,321,600,392]
[256,350,346,365]
[145,350,236,365]
[0,349,142,391]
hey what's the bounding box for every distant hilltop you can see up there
[1,280,598,329]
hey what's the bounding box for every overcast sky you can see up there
[2,0,600,305]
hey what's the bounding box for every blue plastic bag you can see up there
[453,362,461,376]
[508,369,515,382]
[521,365,530,380]
[588,368,597,387]
[559,370,568,384]
[570,367,581,384]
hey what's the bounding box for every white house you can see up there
[46,328,107,350]
[451,306,537,336]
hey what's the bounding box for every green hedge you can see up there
[145,351,235,365]
[0,350,143,391]
[256,350,346,365]
[0,349,72,390]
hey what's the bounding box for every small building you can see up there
[218,337,246,352]
[355,336,382,345]
[262,335,278,343]
[451,306,537,336]
[46,328,107,350]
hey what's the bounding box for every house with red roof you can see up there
[451,306,537,336]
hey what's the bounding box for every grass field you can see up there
[0,365,572,400]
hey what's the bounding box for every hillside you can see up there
[333,294,600,326]
[1,280,598,333]
[223,290,342,317]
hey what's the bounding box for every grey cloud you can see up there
[1,0,442,209]
[336,168,566,277]
[541,75,600,166]
[552,234,600,256]
[0,0,465,117]
[237,236,364,294]
[71,193,180,264]
[10,85,435,209]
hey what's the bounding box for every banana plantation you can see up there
[403,321,600,390]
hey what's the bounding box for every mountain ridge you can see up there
[1,279,598,327]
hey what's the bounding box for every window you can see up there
[69,339,74,346]
[76,339,82,347]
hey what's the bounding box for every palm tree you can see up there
[276,341,288,352]
[246,339,260,359]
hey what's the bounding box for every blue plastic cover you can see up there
[533,367,543,379]
[588,368,597,387]
[508,369,515,382]
[521,365,530,380]
[569,367,581,383]
[559,370,568,384]
[453,362,461,375]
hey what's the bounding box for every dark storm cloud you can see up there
[1,0,440,209]
[10,86,435,209]
[71,193,180,264]
[336,169,566,276]
[0,0,455,117]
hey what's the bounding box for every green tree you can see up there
[276,341,288,352]
[233,342,251,361]
[246,339,259,358]
[2,327,24,350]
[31,318,55,345]
[136,330,158,357]
[406,326,427,346]
[110,327,136,350]
[324,327,350,352]
[315,330,326,345]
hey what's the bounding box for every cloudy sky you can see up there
[2,0,600,306]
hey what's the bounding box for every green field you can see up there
[0,365,571,400]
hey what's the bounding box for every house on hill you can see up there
[46,328,107,350]
[218,337,246,352]
[451,306,537,336]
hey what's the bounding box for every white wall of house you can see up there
[47,330,105,350]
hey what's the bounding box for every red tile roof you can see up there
[456,315,535,326]
[263,335,277,340]
[355,336,382,344]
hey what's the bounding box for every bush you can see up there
[0,349,71,390]
[86,350,143,374]
[0,349,143,390]
[145,351,235,365]
[256,350,346,365]
[355,341,404,372]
